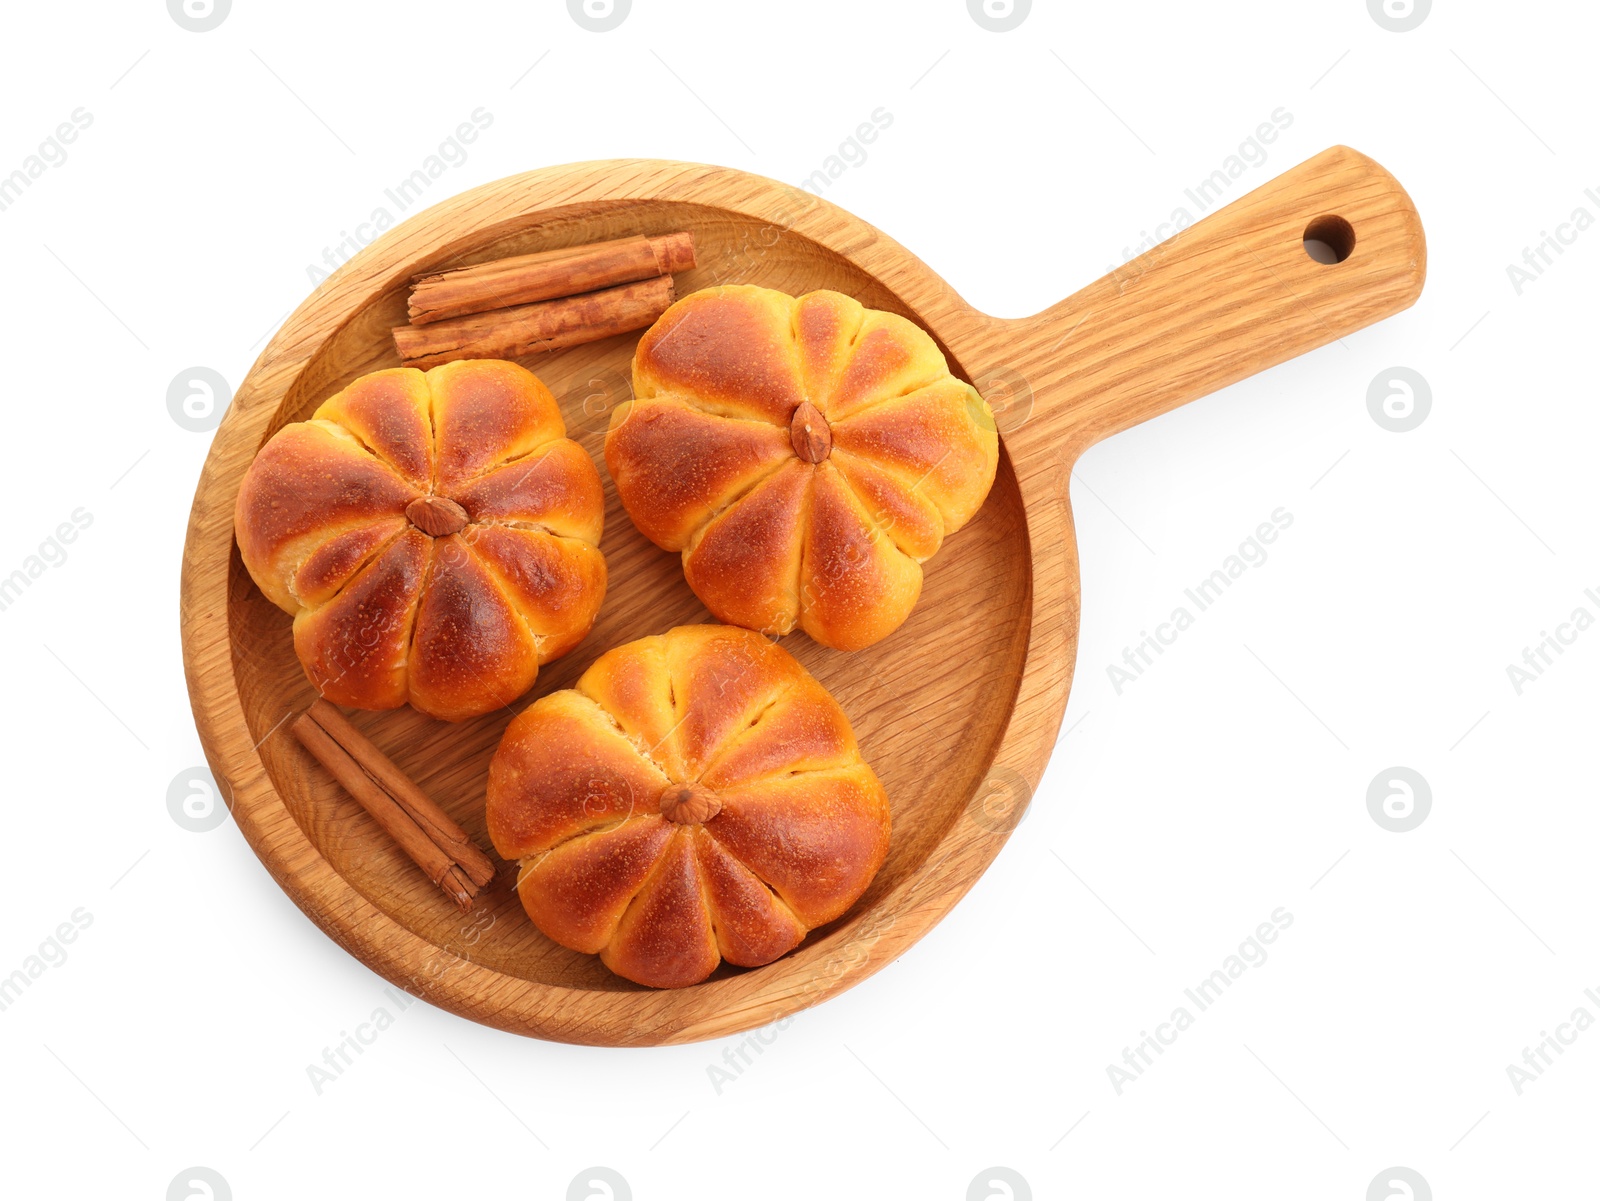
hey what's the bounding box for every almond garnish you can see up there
[406,495,470,537]
[789,401,831,463]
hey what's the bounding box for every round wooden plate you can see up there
[181,150,1424,1045]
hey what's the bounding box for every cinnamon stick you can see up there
[292,714,478,910]
[392,274,676,370]
[408,232,695,324]
[306,699,497,889]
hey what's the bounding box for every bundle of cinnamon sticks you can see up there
[292,699,497,910]
[392,231,696,369]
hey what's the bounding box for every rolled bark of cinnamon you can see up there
[305,699,497,889]
[392,274,676,370]
[408,232,696,324]
[292,713,479,911]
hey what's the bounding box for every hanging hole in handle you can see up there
[1303,215,1356,264]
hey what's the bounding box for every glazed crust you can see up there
[486,625,891,988]
[608,286,998,650]
[235,361,607,721]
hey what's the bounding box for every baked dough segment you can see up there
[486,689,671,859]
[574,634,689,783]
[707,764,891,929]
[660,625,798,779]
[464,526,608,664]
[699,668,860,790]
[515,817,676,955]
[830,378,998,534]
[821,308,949,423]
[799,462,923,652]
[290,517,409,609]
[632,284,805,424]
[792,289,866,404]
[235,421,416,613]
[604,395,792,550]
[427,359,567,489]
[682,459,812,637]
[828,448,945,563]
[313,367,435,490]
[449,437,605,545]
[406,534,540,721]
[601,828,721,989]
[292,529,431,711]
[691,827,806,968]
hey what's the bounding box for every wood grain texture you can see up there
[180,147,1424,1045]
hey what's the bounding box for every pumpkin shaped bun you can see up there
[235,360,607,721]
[486,624,891,988]
[606,285,998,651]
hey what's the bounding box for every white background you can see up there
[2,1,1595,1198]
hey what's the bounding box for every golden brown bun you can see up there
[235,360,606,721]
[486,624,891,988]
[606,286,998,650]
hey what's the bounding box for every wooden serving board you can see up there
[181,150,1424,1045]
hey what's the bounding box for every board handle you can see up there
[1003,145,1425,462]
